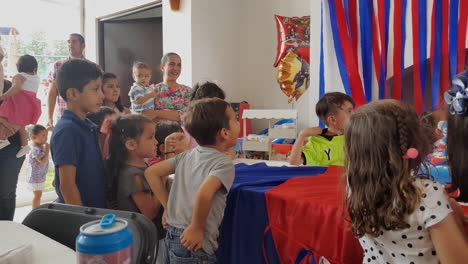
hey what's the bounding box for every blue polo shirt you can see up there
[51,110,106,208]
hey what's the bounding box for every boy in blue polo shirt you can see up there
[50,59,106,208]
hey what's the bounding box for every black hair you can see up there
[184,98,231,146]
[56,59,102,101]
[316,92,355,123]
[16,55,38,73]
[27,124,47,137]
[70,33,85,44]
[102,72,124,112]
[421,112,437,128]
[190,81,226,101]
[86,106,115,129]
[447,109,468,202]
[161,52,180,65]
[106,114,154,200]
[155,121,183,155]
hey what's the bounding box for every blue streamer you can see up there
[449,0,459,80]
[383,0,390,99]
[319,0,326,127]
[328,0,353,98]
[432,0,443,109]
[359,0,373,102]
[418,0,427,100]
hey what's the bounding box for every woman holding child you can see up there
[143,53,192,122]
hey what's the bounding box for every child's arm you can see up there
[47,81,58,129]
[429,213,468,263]
[180,176,223,251]
[35,143,50,164]
[144,160,175,210]
[58,164,82,205]
[0,74,24,100]
[289,127,323,165]
[135,89,157,105]
[131,174,163,220]
[142,109,181,122]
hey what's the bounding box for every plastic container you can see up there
[76,214,133,264]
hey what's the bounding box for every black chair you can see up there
[22,203,159,264]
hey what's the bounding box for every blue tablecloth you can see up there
[218,163,327,264]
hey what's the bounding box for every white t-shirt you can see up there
[18,72,39,93]
[359,178,452,264]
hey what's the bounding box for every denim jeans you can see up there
[0,133,25,220]
[165,226,217,264]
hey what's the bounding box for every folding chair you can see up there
[22,203,159,264]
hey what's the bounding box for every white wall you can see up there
[191,0,241,102]
[239,0,312,131]
[162,0,193,86]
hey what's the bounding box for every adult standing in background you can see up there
[47,33,102,129]
[143,52,192,122]
[0,80,25,220]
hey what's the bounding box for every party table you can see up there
[265,166,363,264]
[218,162,327,264]
[0,221,76,263]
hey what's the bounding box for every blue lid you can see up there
[76,214,133,254]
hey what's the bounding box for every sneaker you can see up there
[0,139,10,150]
[16,145,31,158]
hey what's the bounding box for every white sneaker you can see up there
[0,139,10,150]
[16,145,31,158]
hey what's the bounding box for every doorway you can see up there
[97,2,163,107]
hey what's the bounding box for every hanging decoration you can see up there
[273,15,310,103]
[321,0,467,113]
[276,50,310,103]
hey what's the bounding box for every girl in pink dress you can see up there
[0,55,42,157]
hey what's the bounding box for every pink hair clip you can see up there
[403,148,419,160]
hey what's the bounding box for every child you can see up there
[128,62,155,112]
[105,114,167,263]
[145,98,239,263]
[0,55,42,158]
[50,59,107,208]
[101,72,130,115]
[148,121,185,166]
[105,114,163,221]
[445,69,468,219]
[86,106,117,159]
[421,112,447,164]
[26,125,49,209]
[289,92,355,166]
[345,99,468,263]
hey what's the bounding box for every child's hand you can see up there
[162,209,168,229]
[44,143,50,150]
[299,127,323,138]
[165,132,187,154]
[180,224,204,251]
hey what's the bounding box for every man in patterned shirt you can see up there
[47,33,102,130]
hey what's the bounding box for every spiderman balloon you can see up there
[274,15,310,103]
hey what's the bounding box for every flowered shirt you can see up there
[153,83,192,112]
